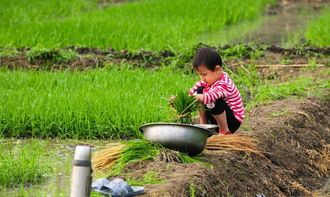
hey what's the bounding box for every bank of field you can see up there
[305,7,330,47]
[1,66,328,139]
[0,0,270,50]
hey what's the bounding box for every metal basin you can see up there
[139,123,213,156]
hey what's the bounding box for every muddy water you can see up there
[0,139,108,197]
[238,1,330,45]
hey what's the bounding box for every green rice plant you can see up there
[0,67,197,138]
[108,140,206,176]
[305,8,330,47]
[108,140,162,175]
[1,65,328,139]
[168,91,199,124]
[0,48,20,57]
[0,0,270,50]
[0,140,52,188]
[0,0,98,28]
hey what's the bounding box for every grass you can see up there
[127,171,165,186]
[0,0,271,50]
[0,140,52,188]
[1,65,328,138]
[305,7,330,47]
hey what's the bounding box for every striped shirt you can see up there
[189,72,245,122]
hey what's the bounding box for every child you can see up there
[189,47,244,135]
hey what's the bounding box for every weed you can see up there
[280,58,293,65]
[27,47,78,63]
[189,182,196,197]
[0,140,52,188]
[270,110,290,118]
[222,44,250,59]
[127,171,165,186]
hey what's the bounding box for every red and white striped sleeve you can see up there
[189,81,204,95]
[203,82,229,104]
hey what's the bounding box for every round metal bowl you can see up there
[139,123,213,156]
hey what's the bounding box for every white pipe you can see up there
[70,145,92,197]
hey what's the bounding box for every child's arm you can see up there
[203,84,229,104]
[189,81,207,95]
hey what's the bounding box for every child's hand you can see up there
[193,94,204,102]
[168,95,176,106]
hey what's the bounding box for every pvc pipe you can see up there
[70,145,92,197]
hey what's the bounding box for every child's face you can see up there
[196,64,222,86]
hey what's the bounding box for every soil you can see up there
[0,44,329,71]
[112,96,330,196]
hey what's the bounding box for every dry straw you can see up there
[206,134,261,155]
[92,143,125,171]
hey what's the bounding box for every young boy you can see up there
[189,47,244,135]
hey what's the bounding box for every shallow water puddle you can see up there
[0,139,109,197]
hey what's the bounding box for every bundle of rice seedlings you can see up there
[92,140,164,173]
[92,140,207,173]
[205,134,261,155]
[168,91,199,124]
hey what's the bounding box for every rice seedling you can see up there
[0,140,52,188]
[1,65,328,139]
[0,67,197,138]
[0,0,271,50]
[93,140,160,174]
[305,8,330,47]
[92,139,206,175]
[168,91,199,124]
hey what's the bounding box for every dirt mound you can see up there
[115,97,330,196]
[0,44,329,70]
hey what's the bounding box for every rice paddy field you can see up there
[0,0,329,196]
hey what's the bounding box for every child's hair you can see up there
[192,47,222,71]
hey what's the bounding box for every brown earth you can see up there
[0,45,329,70]
[111,96,330,196]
